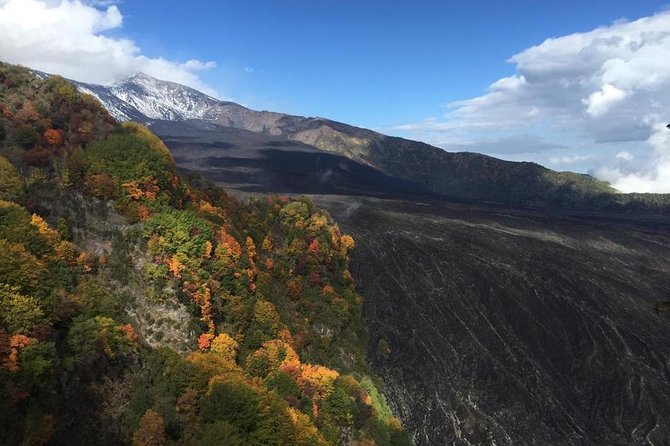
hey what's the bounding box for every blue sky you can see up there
[117,0,666,127]
[1,0,670,192]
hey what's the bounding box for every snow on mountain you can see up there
[72,72,220,122]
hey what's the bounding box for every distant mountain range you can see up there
[72,72,670,213]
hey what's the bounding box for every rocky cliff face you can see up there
[318,196,670,445]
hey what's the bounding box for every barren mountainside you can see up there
[72,72,670,213]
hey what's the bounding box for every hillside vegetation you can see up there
[0,63,409,445]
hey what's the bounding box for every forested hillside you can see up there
[0,63,409,445]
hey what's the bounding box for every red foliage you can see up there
[308,239,320,254]
[23,146,51,166]
[309,271,322,285]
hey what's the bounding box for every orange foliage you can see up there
[122,177,159,202]
[137,205,150,220]
[203,240,212,259]
[77,252,95,273]
[122,181,143,200]
[278,328,294,346]
[3,334,32,372]
[216,229,242,267]
[264,258,274,270]
[360,390,373,406]
[167,255,183,278]
[198,333,214,351]
[196,285,214,332]
[118,324,138,344]
[44,128,64,146]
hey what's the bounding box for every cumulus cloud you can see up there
[595,122,670,192]
[391,10,670,192]
[0,0,218,95]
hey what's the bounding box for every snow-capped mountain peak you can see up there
[108,72,219,121]
[71,72,220,122]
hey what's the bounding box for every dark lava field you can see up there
[318,196,670,445]
[153,121,670,446]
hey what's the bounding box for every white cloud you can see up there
[595,122,670,192]
[549,154,596,165]
[583,84,627,117]
[615,151,634,161]
[0,0,218,95]
[391,10,670,192]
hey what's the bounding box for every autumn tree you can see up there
[0,155,23,201]
[132,409,165,446]
[43,128,64,146]
[0,284,43,335]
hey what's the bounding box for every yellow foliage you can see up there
[245,236,257,262]
[248,339,300,373]
[122,122,175,170]
[167,255,184,278]
[30,214,59,245]
[253,300,282,333]
[297,364,339,400]
[307,213,328,236]
[261,235,273,252]
[188,350,241,376]
[210,333,239,363]
[340,234,355,255]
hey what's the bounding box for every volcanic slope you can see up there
[318,195,670,446]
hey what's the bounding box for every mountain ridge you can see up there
[67,71,670,213]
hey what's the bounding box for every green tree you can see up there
[13,124,38,149]
[0,155,22,201]
[0,284,43,334]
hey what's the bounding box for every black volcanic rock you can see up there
[149,119,434,199]
[318,196,670,445]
